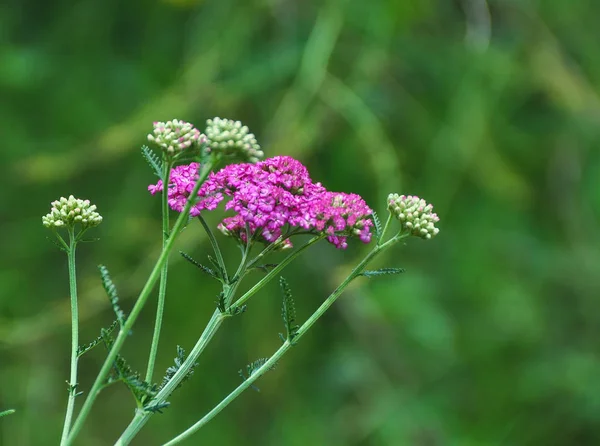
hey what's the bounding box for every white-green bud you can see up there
[204,117,264,163]
[387,194,439,239]
[147,119,203,155]
[42,195,103,230]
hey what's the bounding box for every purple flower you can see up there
[148,156,374,249]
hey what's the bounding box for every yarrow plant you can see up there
[36,116,439,445]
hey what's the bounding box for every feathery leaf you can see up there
[141,145,162,177]
[159,345,198,392]
[98,265,125,326]
[360,267,405,278]
[280,277,299,341]
[238,357,277,391]
[180,251,221,281]
[372,211,383,241]
[77,320,118,357]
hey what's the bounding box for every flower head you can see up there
[42,195,103,230]
[387,194,439,239]
[147,119,203,155]
[313,192,374,249]
[149,156,374,249]
[204,117,264,163]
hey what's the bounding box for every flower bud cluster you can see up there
[42,195,103,230]
[204,117,264,163]
[387,194,439,239]
[147,119,203,155]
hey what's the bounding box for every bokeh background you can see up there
[2,0,600,444]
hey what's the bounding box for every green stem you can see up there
[162,234,407,445]
[115,236,322,445]
[59,229,80,445]
[65,160,215,446]
[379,212,393,245]
[197,214,228,283]
[145,159,174,383]
[229,235,323,309]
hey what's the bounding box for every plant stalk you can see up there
[115,236,322,444]
[59,229,80,445]
[145,159,174,382]
[65,160,214,445]
[162,234,406,445]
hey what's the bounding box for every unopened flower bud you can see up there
[387,193,439,239]
[204,117,264,163]
[42,195,103,230]
[147,119,203,155]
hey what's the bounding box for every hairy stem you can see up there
[59,229,80,445]
[145,159,174,382]
[65,160,214,445]
[379,212,393,245]
[229,235,323,309]
[115,236,322,444]
[197,214,228,283]
[163,234,407,445]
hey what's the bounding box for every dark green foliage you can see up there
[180,251,221,282]
[141,145,162,177]
[238,358,277,391]
[98,327,157,408]
[207,255,227,281]
[159,345,198,392]
[98,265,125,327]
[371,211,383,242]
[279,277,299,342]
[226,305,247,316]
[143,402,170,414]
[359,268,405,278]
[106,352,158,408]
[77,320,118,357]
[216,291,226,313]
[216,291,246,316]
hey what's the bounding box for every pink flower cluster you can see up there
[148,156,373,249]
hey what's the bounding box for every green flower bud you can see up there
[387,194,439,239]
[204,117,264,163]
[147,119,203,155]
[42,195,103,230]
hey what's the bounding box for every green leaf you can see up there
[98,265,125,327]
[360,267,405,278]
[217,291,246,317]
[77,320,118,357]
[143,402,170,413]
[372,211,383,241]
[280,277,299,341]
[238,357,277,391]
[207,254,226,281]
[141,145,162,177]
[180,251,221,281]
[96,324,156,408]
[0,409,15,418]
[159,345,198,392]
[107,352,158,408]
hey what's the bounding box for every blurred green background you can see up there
[2,0,600,444]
